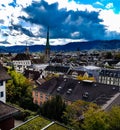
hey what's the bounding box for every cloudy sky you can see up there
[0,0,120,46]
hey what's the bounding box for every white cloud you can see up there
[94,1,104,6]
[16,0,32,7]
[99,9,120,33]
[105,3,113,9]
[49,38,87,46]
[71,31,80,38]
[44,0,98,12]
[0,0,13,5]
[0,0,119,46]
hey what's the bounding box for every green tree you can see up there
[40,95,66,122]
[6,79,15,102]
[82,108,109,130]
[62,100,99,129]
[114,53,120,60]
[6,69,38,111]
[108,106,120,130]
[105,52,113,59]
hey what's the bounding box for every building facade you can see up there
[99,69,120,86]
[0,64,11,103]
[12,53,31,73]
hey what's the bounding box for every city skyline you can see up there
[0,0,120,46]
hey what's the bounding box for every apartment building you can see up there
[0,64,11,103]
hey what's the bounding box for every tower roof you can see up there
[46,27,50,50]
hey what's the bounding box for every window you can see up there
[0,92,4,98]
[0,81,3,86]
[40,93,43,98]
[35,91,38,97]
[45,95,49,100]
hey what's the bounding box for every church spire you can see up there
[45,27,50,62]
[25,41,29,55]
[46,26,50,50]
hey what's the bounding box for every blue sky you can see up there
[0,0,120,46]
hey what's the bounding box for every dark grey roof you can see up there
[104,60,119,66]
[12,53,30,60]
[0,64,11,81]
[99,69,120,78]
[24,70,41,80]
[0,101,19,121]
[45,65,70,73]
[32,59,44,64]
[51,58,63,63]
[34,77,119,106]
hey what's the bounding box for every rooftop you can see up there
[12,53,30,61]
[99,69,120,78]
[0,64,11,81]
[13,116,69,130]
[45,65,70,74]
[0,101,19,121]
[24,69,41,80]
[34,77,119,106]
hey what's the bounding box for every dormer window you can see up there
[83,92,89,98]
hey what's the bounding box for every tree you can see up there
[82,108,109,130]
[114,53,120,60]
[40,95,66,122]
[108,106,120,130]
[104,52,113,59]
[6,79,15,102]
[6,69,38,111]
[62,100,99,129]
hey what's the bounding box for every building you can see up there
[0,101,19,130]
[12,53,31,73]
[73,65,101,81]
[44,65,70,77]
[0,64,11,103]
[99,69,120,86]
[45,27,50,62]
[67,69,94,79]
[32,77,120,109]
[103,60,119,68]
[23,69,41,81]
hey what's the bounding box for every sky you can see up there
[0,0,120,46]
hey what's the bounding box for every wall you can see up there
[0,117,14,130]
[0,81,6,103]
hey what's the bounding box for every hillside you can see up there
[0,40,120,53]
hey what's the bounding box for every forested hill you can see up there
[0,40,120,53]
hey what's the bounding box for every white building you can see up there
[0,64,11,103]
[12,53,31,73]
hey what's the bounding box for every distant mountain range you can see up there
[0,40,120,53]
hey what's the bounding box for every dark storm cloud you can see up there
[19,0,106,40]
[9,24,34,37]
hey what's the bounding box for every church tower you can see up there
[45,27,50,62]
[25,42,30,55]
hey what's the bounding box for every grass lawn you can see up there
[14,116,51,130]
[46,123,69,130]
